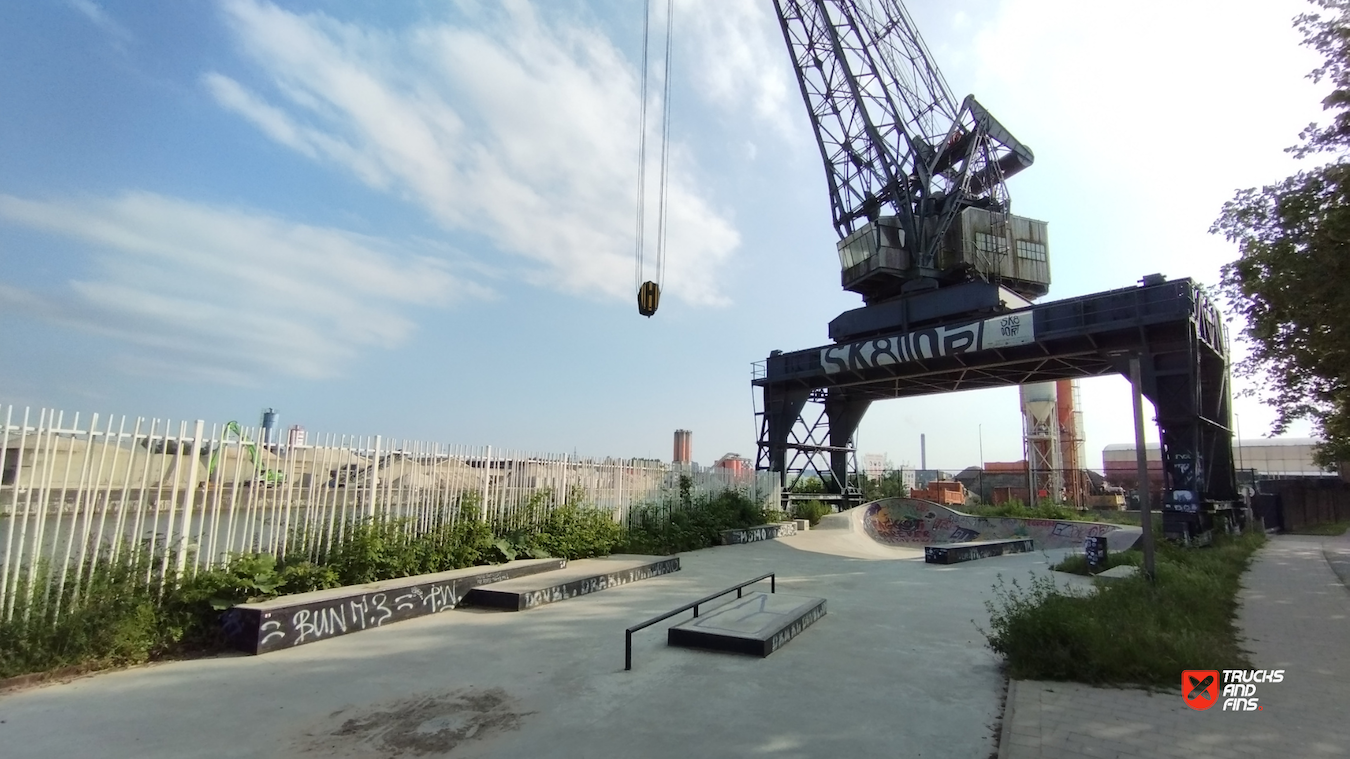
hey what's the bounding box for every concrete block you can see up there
[224,557,566,654]
[1094,565,1140,583]
[720,522,798,545]
[668,592,825,657]
[464,555,680,611]
[924,538,1035,564]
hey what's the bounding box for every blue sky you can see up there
[0,0,1327,470]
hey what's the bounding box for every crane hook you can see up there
[637,281,660,317]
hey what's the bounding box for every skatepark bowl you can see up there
[0,499,1132,759]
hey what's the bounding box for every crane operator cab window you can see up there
[836,216,907,274]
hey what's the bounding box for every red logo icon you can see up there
[1183,670,1219,710]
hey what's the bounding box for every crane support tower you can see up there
[755,1,1239,542]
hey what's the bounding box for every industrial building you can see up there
[1102,437,1331,493]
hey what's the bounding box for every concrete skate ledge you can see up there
[464,555,680,611]
[668,592,826,657]
[720,522,798,545]
[924,538,1035,565]
[223,557,566,654]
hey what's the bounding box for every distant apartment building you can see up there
[863,453,887,480]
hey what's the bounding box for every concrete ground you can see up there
[1000,532,1350,759]
[0,529,1078,759]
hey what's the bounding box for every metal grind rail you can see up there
[624,572,776,670]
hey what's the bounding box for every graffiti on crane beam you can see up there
[820,313,1035,375]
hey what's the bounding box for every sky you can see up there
[0,0,1329,471]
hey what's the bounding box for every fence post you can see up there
[482,445,492,522]
[0,406,25,620]
[174,420,205,577]
[369,435,381,519]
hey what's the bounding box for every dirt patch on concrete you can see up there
[297,687,531,757]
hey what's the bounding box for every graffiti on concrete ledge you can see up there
[862,498,1123,549]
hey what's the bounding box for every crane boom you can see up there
[774,0,1045,310]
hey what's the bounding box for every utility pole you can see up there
[1130,355,1157,581]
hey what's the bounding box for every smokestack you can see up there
[920,433,927,471]
[673,429,692,464]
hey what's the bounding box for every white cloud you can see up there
[68,0,133,45]
[209,0,741,305]
[0,192,483,382]
[675,0,794,128]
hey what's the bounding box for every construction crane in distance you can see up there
[773,0,1051,342]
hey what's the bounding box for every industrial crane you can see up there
[773,0,1050,341]
[758,1,1240,544]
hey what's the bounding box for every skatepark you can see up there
[0,501,1114,759]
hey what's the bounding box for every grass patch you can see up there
[982,529,1266,686]
[1287,520,1350,536]
[1052,549,1141,576]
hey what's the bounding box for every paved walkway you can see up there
[1000,533,1350,759]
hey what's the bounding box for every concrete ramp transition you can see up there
[817,498,1141,551]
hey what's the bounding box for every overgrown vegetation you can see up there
[1052,549,1141,576]
[964,500,1079,521]
[623,481,768,554]
[0,484,766,680]
[982,529,1266,685]
[791,499,832,526]
[963,501,1141,526]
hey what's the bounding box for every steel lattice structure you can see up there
[773,0,1034,268]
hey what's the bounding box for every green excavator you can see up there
[206,421,285,486]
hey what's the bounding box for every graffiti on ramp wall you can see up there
[860,498,1121,549]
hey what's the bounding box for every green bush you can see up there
[791,499,832,526]
[623,490,767,554]
[982,529,1265,685]
[0,555,168,679]
[533,505,624,560]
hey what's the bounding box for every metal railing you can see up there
[624,572,776,671]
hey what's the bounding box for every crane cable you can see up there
[634,0,675,315]
[654,0,675,294]
[633,0,652,293]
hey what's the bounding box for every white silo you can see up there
[1020,382,1063,505]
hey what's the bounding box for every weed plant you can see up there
[622,485,767,554]
[1052,550,1141,576]
[791,499,832,526]
[981,529,1266,685]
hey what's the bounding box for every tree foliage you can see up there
[859,470,910,501]
[1213,0,1350,468]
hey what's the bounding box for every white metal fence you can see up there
[0,406,778,621]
